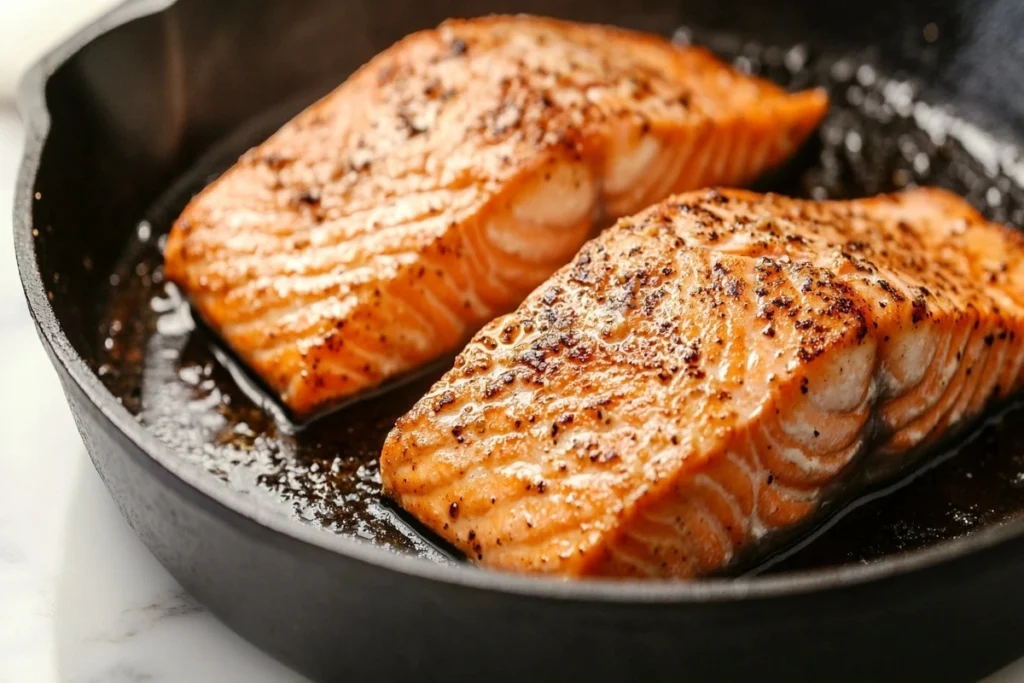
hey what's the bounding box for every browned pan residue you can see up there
[93,28,1024,574]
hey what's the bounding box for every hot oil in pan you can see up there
[95,28,1024,574]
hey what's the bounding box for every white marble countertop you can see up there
[0,7,1022,682]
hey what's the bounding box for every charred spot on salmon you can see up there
[876,279,906,302]
[756,257,783,275]
[725,278,745,297]
[682,340,701,364]
[911,296,929,324]
[489,102,524,138]
[296,190,320,206]
[254,150,293,173]
[397,109,428,137]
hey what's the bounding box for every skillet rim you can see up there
[14,0,1024,605]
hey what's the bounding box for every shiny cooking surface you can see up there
[94,27,1024,574]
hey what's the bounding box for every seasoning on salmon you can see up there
[380,187,1024,579]
[162,15,828,418]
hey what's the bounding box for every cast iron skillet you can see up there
[14,0,1024,681]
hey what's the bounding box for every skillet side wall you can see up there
[16,0,1024,680]
[54,362,1024,682]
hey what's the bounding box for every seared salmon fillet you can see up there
[162,15,827,418]
[380,187,1024,579]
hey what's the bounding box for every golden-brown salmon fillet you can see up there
[380,187,1024,579]
[162,15,827,418]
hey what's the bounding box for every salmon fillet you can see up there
[380,187,1024,579]
[162,15,827,418]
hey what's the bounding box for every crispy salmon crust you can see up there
[162,15,827,417]
[380,187,1024,579]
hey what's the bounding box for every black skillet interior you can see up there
[17,0,1024,681]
